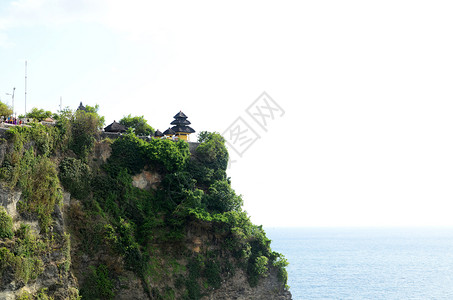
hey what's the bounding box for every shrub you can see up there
[273,254,289,286]
[0,207,13,238]
[17,156,62,232]
[59,157,91,199]
[204,259,221,289]
[205,180,243,213]
[196,131,228,171]
[81,264,115,300]
[254,256,269,277]
[119,114,155,136]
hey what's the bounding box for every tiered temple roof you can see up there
[77,102,86,111]
[170,111,195,134]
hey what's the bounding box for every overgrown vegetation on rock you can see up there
[0,108,289,300]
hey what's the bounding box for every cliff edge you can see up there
[0,120,291,299]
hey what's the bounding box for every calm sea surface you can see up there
[265,227,453,300]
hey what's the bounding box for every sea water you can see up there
[265,227,453,300]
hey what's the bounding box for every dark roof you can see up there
[170,118,191,125]
[104,120,126,133]
[154,129,164,137]
[171,125,195,134]
[173,111,188,119]
[163,128,176,135]
[77,102,86,111]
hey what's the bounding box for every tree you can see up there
[119,114,154,136]
[84,104,105,129]
[205,180,243,213]
[26,107,52,121]
[196,131,229,171]
[71,107,104,158]
[0,101,13,117]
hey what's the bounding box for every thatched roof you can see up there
[170,111,194,133]
[163,128,176,135]
[171,125,195,134]
[170,118,191,125]
[154,129,164,137]
[173,111,188,119]
[104,120,126,133]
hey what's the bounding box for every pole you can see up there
[25,61,27,116]
[12,87,15,118]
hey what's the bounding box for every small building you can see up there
[170,111,195,141]
[104,120,126,133]
[163,127,176,139]
[77,102,86,112]
[154,129,164,139]
[41,117,56,126]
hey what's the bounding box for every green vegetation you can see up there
[0,100,13,117]
[0,105,288,299]
[0,207,13,238]
[80,264,115,300]
[0,224,46,285]
[26,107,52,121]
[59,157,91,199]
[70,105,105,158]
[119,114,155,136]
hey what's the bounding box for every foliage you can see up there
[195,131,228,171]
[105,133,146,175]
[59,157,91,199]
[0,127,62,232]
[0,225,45,284]
[253,256,269,277]
[119,114,155,136]
[204,259,221,289]
[0,207,13,238]
[16,154,62,232]
[16,291,33,300]
[80,264,115,300]
[36,288,54,300]
[0,120,289,297]
[26,107,52,121]
[106,132,190,175]
[143,138,190,172]
[204,180,243,213]
[4,123,59,157]
[70,107,103,159]
[0,100,13,117]
[273,254,289,286]
[185,256,203,299]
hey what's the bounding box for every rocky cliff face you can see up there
[0,131,292,299]
[0,186,78,300]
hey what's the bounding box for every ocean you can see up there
[265,227,453,300]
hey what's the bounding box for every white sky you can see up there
[1,0,453,227]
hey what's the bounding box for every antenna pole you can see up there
[25,61,27,116]
[12,87,15,118]
[60,96,62,112]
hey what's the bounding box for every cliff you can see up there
[0,121,291,299]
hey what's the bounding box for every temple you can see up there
[154,129,164,139]
[77,102,86,112]
[170,111,195,141]
[163,127,176,139]
[104,120,126,133]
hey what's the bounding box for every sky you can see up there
[1,0,453,227]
